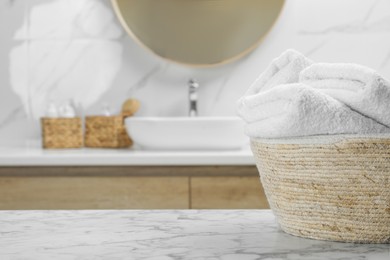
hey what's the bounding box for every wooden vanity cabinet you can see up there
[0,166,269,210]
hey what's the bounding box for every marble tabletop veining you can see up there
[0,210,388,260]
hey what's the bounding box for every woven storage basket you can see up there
[84,115,132,148]
[251,135,390,244]
[41,117,83,149]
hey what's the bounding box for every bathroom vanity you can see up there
[0,146,268,210]
[1,209,388,259]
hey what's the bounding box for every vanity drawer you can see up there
[0,166,265,210]
[190,176,269,209]
[0,176,189,210]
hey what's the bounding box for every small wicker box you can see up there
[84,115,132,148]
[41,117,83,149]
[251,134,390,244]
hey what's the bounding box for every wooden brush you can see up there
[121,98,140,117]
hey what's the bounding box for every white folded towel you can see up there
[300,63,390,127]
[237,49,312,122]
[243,84,390,138]
[240,49,313,97]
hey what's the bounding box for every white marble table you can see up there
[0,210,388,259]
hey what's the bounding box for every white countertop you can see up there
[0,210,388,259]
[0,143,255,166]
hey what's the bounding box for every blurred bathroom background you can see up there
[1,0,390,144]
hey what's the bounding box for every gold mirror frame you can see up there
[111,0,285,67]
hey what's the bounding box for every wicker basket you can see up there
[41,117,83,149]
[251,135,390,244]
[84,115,132,148]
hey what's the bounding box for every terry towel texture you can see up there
[237,50,390,138]
[244,84,389,138]
[239,49,312,97]
[300,63,390,127]
[237,49,312,123]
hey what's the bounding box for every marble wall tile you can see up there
[0,0,32,143]
[25,0,122,40]
[1,0,390,143]
[23,40,123,118]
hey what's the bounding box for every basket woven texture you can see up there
[251,136,390,243]
[41,117,83,149]
[84,115,132,148]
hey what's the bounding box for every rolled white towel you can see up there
[300,63,390,127]
[243,83,390,138]
[239,49,312,97]
[237,49,312,121]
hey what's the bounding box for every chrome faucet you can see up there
[188,79,199,117]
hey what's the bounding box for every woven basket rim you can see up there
[85,115,124,119]
[41,117,81,120]
[251,133,390,144]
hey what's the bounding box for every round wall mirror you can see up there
[111,0,285,67]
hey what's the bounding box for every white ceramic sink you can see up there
[125,117,248,150]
